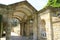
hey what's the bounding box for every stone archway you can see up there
[11,18,21,36]
[12,15,23,36]
[0,1,37,40]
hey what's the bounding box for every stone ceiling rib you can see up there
[14,10,28,16]
[15,7,32,16]
[15,6,33,13]
[0,1,37,22]
[12,15,23,21]
[14,12,25,18]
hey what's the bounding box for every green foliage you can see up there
[56,0,60,3]
[48,0,60,7]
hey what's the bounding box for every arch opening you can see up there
[11,18,21,36]
[41,19,46,38]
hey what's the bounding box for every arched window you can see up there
[41,19,46,38]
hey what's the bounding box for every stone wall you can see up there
[52,14,60,40]
[38,9,52,40]
[39,8,60,40]
[53,22,60,40]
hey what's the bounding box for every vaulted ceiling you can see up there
[0,1,37,22]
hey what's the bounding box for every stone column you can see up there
[45,10,53,40]
[37,14,41,40]
[0,15,3,38]
[20,22,24,36]
[24,22,26,36]
[24,20,30,40]
[20,23,22,35]
[6,6,13,40]
[33,13,38,40]
[26,21,30,37]
[49,12,53,40]
[46,10,53,40]
[6,18,11,40]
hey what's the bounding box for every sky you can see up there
[27,0,48,11]
[0,0,48,11]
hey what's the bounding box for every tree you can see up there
[48,0,60,7]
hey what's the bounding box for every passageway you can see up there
[0,1,37,40]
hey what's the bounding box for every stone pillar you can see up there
[46,10,53,40]
[0,15,3,38]
[20,22,24,36]
[6,18,11,40]
[20,23,22,35]
[24,22,27,36]
[24,20,30,40]
[26,21,30,37]
[49,12,53,40]
[6,6,13,40]
[37,14,41,40]
[33,13,38,40]
[45,10,53,40]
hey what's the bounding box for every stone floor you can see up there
[0,36,33,40]
[0,32,33,40]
